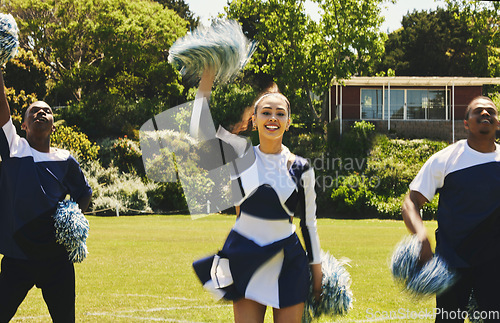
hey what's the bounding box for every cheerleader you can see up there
[193,83,322,323]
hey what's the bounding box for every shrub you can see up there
[83,161,157,215]
[328,120,376,160]
[4,87,37,131]
[330,173,376,216]
[330,131,448,219]
[51,123,100,164]
[286,132,326,160]
[111,136,143,174]
[147,182,188,214]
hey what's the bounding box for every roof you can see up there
[334,76,500,87]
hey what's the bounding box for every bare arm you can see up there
[310,263,322,302]
[402,190,433,263]
[195,68,216,101]
[77,193,92,213]
[0,72,11,127]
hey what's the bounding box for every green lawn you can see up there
[4,215,439,322]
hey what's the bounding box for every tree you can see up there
[4,48,49,100]
[2,0,188,105]
[312,0,386,120]
[226,0,386,123]
[445,0,500,78]
[154,0,200,30]
[378,2,500,77]
[2,48,47,128]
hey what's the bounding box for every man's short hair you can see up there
[23,101,52,121]
[464,96,497,120]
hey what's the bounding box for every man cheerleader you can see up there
[402,96,500,322]
[0,71,92,322]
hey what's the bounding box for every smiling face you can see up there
[252,94,290,144]
[464,97,499,137]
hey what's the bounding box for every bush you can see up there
[340,121,376,158]
[286,131,326,160]
[147,182,188,214]
[51,123,100,165]
[83,161,157,215]
[330,131,448,219]
[4,87,38,131]
[330,173,376,216]
[111,136,143,174]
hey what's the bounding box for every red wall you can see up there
[452,86,483,119]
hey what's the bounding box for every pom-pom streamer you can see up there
[302,251,353,323]
[0,13,19,66]
[53,200,90,263]
[168,20,257,84]
[391,235,456,297]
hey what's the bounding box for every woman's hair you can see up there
[252,82,290,115]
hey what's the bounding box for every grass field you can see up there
[4,215,439,322]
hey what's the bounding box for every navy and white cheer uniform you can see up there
[0,118,92,260]
[193,145,321,308]
[410,139,500,268]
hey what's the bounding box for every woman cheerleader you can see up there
[193,82,323,323]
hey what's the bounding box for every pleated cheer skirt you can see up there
[193,230,310,308]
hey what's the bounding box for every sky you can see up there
[184,0,445,33]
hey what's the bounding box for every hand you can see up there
[312,288,322,303]
[418,236,433,264]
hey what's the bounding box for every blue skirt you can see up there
[193,230,310,308]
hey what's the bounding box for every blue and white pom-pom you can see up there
[168,19,257,84]
[391,235,456,296]
[302,251,353,323]
[0,13,19,66]
[53,200,90,263]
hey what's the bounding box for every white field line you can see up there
[85,304,231,315]
[12,315,51,321]
[111,294,198,301]
[85,312,206,323]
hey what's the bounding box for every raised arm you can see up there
[190,68,216,138]
[0,71,11,127]
[402,190,432,263]
[196,68,216,101]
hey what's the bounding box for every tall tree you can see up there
[445,0,500,78]
[226,0,386,123]
[312,0,386,120]
[154,0,200,30]
[378,3,499,77]
[2,0,188,105]
[4,48,49,101]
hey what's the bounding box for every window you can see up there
[361,89,382,119]
[361,88,450,120]
[384,89,404,120]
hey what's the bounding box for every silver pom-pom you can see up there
[0,13,19,66]
[391,235,456,296]
[53,200,90,263]
[302,251,353,323]
[168,20,257,84]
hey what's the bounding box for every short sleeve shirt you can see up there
[410,139,500,267]
[0,118,92,260]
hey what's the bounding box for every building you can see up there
[329,76,500,142]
